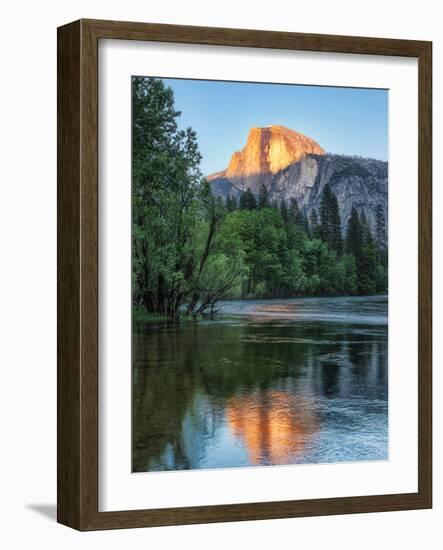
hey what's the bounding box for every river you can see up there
[132,295,388,472]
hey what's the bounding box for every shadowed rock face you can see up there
[208,126,388,234]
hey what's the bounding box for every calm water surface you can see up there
[132,295,388,472]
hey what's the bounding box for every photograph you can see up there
[131,76,389,473]
[1,1,435,540]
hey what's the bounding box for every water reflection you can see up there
[132,295,388,472]
[227,391,317,465]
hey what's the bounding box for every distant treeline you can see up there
[132,77,388,319]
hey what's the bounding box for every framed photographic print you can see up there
[57,19,432,530]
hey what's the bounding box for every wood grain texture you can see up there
[57,20,81,528]
[83,18,429,56]
[57,19,432,531]
[417,42,432,506]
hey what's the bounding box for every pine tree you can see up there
[318,185,330,241]
[345,207,379,295]
[309,209,320,239]
[301,212,311,235]
[374,205,388,291]
[319,184,342,254]
[246,189,257,210]
[226,194,237,212]
[239,189,257,210]
[239,192,246,210]
[358,243,377,295]
[359,210,373,246]
[375,205,386,244]
[289,198,300,225]
[258,184,271,209]
[345,207,362,257]
[329,195,342,254]
[280,200,289,222]
[375,204,387,264]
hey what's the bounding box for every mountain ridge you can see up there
[208,125,388,236]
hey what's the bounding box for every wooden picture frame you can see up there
[57,18,432,530]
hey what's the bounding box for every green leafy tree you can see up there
[285,221,305,251]
[281,249,307,295]
[132,77,203,318]
[340,254,358,295]
[303,239,340,295]
[189,205,247,316]
[186,183,226,312]
[220,208,287,297]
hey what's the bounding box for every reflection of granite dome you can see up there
[226,390,318,465]
[212,125,325,180]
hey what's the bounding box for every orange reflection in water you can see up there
[245,303,299,322]
[226,390,318,465]
[254,304,297,315]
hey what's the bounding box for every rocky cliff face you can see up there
[209,125,388,234]
[225,125,325,178]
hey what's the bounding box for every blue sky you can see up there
[160,77,388,176]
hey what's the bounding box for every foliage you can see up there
[132,77,242,318]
